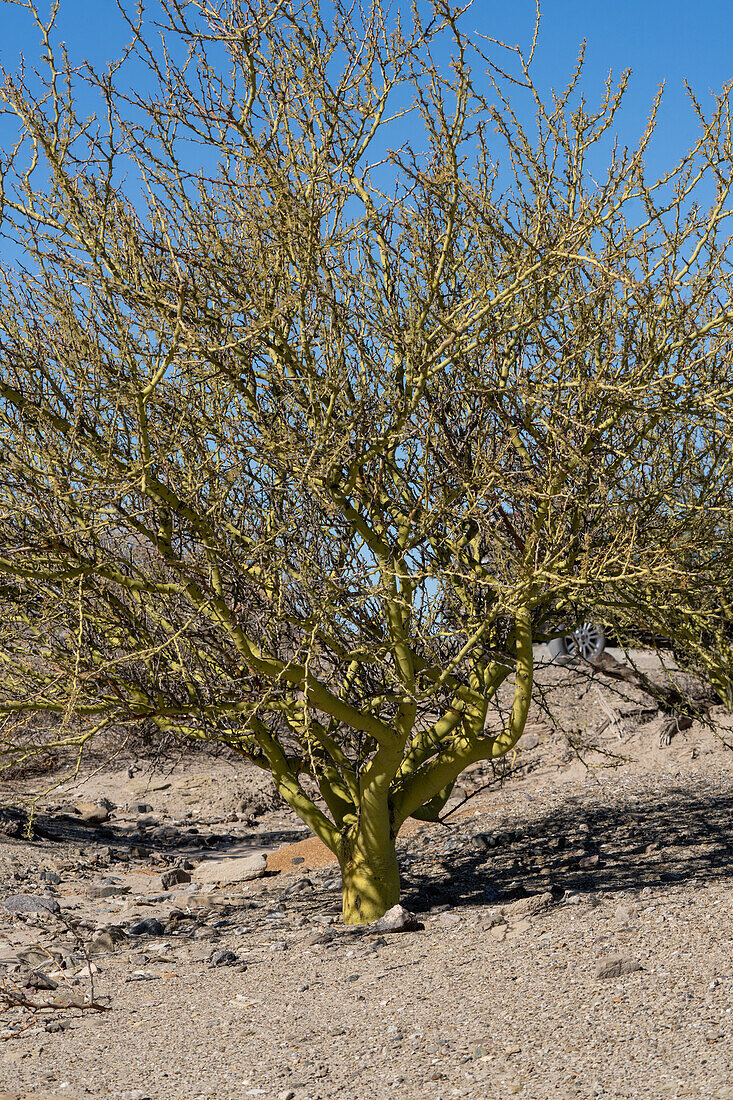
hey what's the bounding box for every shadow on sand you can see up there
[400,785,733,913]
[0,805,303,856]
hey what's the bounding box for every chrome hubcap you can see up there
[565,622,605,660]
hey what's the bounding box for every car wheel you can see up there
[546,637,572,663]
[547,623,606,663]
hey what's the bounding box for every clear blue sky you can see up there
[2,1,731,100]
[0,1,731,177]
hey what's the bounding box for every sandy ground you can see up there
[1,656,732,1100]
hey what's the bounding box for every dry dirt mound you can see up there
[266,834,339,873]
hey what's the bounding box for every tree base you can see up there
[340,841,400,924]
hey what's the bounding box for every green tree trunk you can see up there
[339,828,400,925]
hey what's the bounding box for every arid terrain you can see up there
[1,654,733,1100]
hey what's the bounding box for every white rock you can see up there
[193,853,267,885]
[370,904,421,933]
[73,962,100,978]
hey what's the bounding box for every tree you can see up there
[1,0,733,922]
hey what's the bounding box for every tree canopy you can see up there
[1,0,733,920]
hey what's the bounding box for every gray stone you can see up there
[302,930,334,946]
[128,953,149,966]
[75,802,110,824]
[86,882,131,899]
[479,912,506,931]
[501,891,554,920]
[210,949,238,967]
[370,904,422,933]
[127,917,164,937]
[282,877,313,896]
[90,927,128,953]
[25,969,59,991]
[563,890,585,905]
[194,853,267,885]
[594,955,643,979]
[313,912,338,926]
[23,946,70,969]
[438,911,462,927]
[2,894,61,915]
[17,947,52,967]
[160,868,191,889]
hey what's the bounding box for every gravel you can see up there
[1,683,733,1098]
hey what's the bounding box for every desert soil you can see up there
[1,658,733,1100]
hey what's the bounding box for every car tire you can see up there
[547,624,607,663]
[546,637,573,664]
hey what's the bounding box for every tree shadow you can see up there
[399,786,733,913]
[0,805,303,855]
